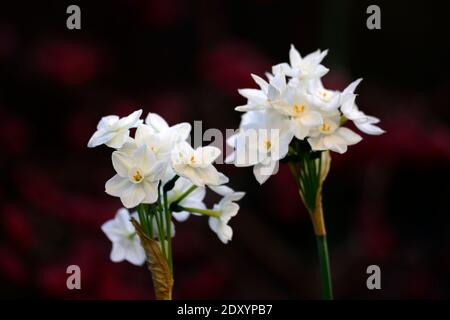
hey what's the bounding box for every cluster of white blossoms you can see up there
[88,110,244,265]
[226,45,384,184]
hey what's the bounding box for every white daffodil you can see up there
[307,110,362,154]
[341,96,385,135]
[235,67,287,112]
[118,112,191,156]
[87,109,143,149]
[105,145,167,208]
[167,177,206,222]
[339,78,362,105]
[209,185,245,202]
[208,194,241,244]
[354,115,384,136]
[117,124,174,162]
[307,79,340,111]
[285,45,329,81]
[274,86,323,140]
[226,110,293,184]
[101,208,146,266]
[171,141,228,187]
[145,113,191,143]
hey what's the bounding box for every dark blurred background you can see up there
[0,0,449,299]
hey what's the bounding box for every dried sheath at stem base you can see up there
[310,151,331,236]
[131,218,173,300]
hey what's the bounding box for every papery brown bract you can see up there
[131,219,173,300]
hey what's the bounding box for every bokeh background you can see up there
[0,0,449,299]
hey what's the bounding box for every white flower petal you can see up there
[116,109,143,129]
[172,211,190,222]
[170,123,191,142]
[209,185,234,197]
[238,89,267,105]
[133,145,156,176]
[340,78,363,104]
[289,44,302,66]
[97,115,119,130]
[147,160,167,182]
[196,165,224,186]
[355,120,385,135]
[300,111,323,127]
[125,238,146,266]
[323,135,348,154]
[142,181,158,204]
[337,127,363,145]
[250,74,269,92]
[292,121,309,140]
[253,160,277,185]
[120,184,146,208]
[194,146,221,167]
[101,220,123,242]
[112,151,132,177]
[110,242,126,262]
[145,112,169,133]
[87,130,115,148]
[105,129,130,149]
[308,136,326,151]
[105,175,130,197]
[174,165,204,186]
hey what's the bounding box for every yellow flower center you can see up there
[190,155,196,163]
[320,123,332,133]
[293,104,305,115]
[264,139,272,150]
[132,170,143,182]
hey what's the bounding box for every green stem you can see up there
[163,191,173,274]
[178,206,221,218]
[147,207,154,239]
[316,235,333,300]
[172,185,197,205]
[154,207,167,259]
[137,204,149,235]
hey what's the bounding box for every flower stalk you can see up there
[288,141,333,299]
[174,206,221,218]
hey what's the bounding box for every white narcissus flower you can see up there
[171,141,229,187]
[307,79,340,111]
[118,113,191,158]
[274,86,323,140]
[339,80,385,136]
[235,67,287,112]
[167,177,206,222]
[101,208,146,266]
[307,110,362,154]
[285,45,329,81]
[339,78,362,105]
[145,113,191,143]
[235,74,271,112]
[118,124,175,161]
[341,96,385,135]
[208,194,242,244]
[232,47,385,160]
[226,110,293,184]
[87,110,143,149]
[105,145,167,208]
[209,185,245,202]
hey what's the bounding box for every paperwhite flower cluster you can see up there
[88,110,244,265]
[227,45,384,184]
